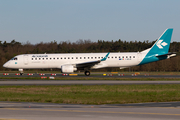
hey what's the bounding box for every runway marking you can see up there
[3,108,180,116]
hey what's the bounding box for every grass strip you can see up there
[0,84,180,104]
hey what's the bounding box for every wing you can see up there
[76,52,110,69]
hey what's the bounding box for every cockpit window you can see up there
[11,57,18,60]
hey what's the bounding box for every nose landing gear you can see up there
[19,69,23,75]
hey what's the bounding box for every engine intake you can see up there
[61,65,77,73]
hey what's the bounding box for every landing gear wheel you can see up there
[85,71,90,76]
[19,69,24,76]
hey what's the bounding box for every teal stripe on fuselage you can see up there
[139,55,167,65]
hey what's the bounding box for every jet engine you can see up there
[61,65,77,73]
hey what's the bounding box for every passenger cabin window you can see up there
[35,58,37,60]
[57,58,59,59]
[130,56,131,58]
[84,57,86,59]
[54,58,55,60]
[32,58,33,60]
[91,57,93,59]
[115,56,117,58]
[133,56,135,58]
[42,58,44,60]
[72,57,73,59]
[46,58,48,60]
[39,58,41,60]
[76,57,78,59]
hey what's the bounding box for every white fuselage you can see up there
[3,52,146,70]
[3,28,176,75]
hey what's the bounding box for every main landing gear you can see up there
[84,71,90,76]
[19,69,23,75]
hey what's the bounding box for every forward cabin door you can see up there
[23,55,28,65]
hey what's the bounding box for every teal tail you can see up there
[147,28,173,55]
[139,28,174,65]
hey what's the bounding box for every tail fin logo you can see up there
[156,40,168,49]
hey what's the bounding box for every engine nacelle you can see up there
[61,65,77,73]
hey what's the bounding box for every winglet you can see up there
[101,52,110,61]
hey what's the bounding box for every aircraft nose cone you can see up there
[3,62,9,68]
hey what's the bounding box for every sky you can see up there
[0,0,180,44]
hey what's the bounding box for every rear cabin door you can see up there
[137,53,142,62]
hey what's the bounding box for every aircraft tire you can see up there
[85,71,90,76]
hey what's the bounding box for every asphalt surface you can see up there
[0,101,180,120]
[1,73,180,78]
[0,73,180,119]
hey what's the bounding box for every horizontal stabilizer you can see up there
[155,52,176,57]
[156,52,176,57]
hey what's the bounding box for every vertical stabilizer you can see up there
[139,28,173,65]
[147,28,173,55]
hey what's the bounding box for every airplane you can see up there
[3,28,176,76]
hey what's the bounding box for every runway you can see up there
[0,101,180,120]
[1,80,180,85]
[1,73,180,78]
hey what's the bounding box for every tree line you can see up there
[1,39,180,72]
